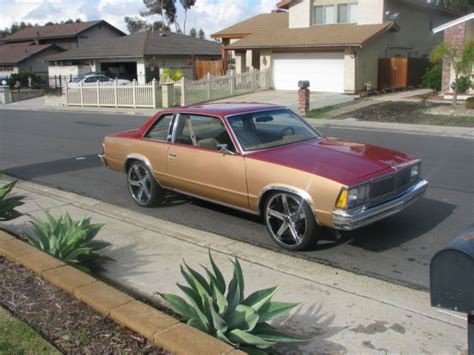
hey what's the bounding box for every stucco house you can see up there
[433,13,474,96]
[212,0,460,93]
[45,31,221,84]
[0,20,125,80]
[0,43,64,80]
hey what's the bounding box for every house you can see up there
[0,20,125,80]
[45,31,222,84]
[0,43,64,80]
[212,0,460,93]
[433,13,474,96]
[1,20,125,50]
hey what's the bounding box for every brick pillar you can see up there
[441,23,467,93]
[298,87,310,116]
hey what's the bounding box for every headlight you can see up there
[336,184,370,210]
[410,164,421,181]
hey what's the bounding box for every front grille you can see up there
[369,168,414,205]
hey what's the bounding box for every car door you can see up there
[166,114,249,210]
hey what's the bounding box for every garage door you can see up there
[272,52,345,92]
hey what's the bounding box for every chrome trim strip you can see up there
[257,184,319,223]
[163,186,260,216]
[332,179,428,231]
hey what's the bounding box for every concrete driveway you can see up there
[213,90,358,111]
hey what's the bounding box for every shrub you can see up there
[0,180,25,221]
[466,97,474,109]
[9,72,44,89]
[422,64,442,92]
[162,253,303,353]
[160,68,184,82]
[451,75,472,94]
[26,211,112,273]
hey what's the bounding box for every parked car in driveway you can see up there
[100,103,428,250]
[69,74,131,87]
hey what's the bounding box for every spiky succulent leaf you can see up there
[162,293,197,320]
[243,286,277,311]
[257,301,299,323]
[0,180,25,221]
[228,329,275,348]
[209,251,226,293]
[26,211,111,272]
[227,304,259,331]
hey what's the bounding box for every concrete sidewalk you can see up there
[1,177,468,354]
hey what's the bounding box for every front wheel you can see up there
[127,161,162,207]
[264,192,317,251]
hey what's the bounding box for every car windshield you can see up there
[226,109,321,152]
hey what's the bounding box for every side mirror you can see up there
[217,144,236,156]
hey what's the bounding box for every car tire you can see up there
[127,161,162,207]
[264,191,317,251]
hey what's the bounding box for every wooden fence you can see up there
[195,60,225,80]
[65,79,162,108]
[378,58,430,90]
[176,69,271,107]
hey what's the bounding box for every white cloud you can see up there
[0,0,276,37]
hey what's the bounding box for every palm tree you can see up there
[179,0,196,35]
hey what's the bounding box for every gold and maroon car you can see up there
[100,103,428,250]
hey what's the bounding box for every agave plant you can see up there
[0,180,25,221]
[162,253,303,353]
[26,211,113,273]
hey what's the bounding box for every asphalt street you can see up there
[1,109,473,289]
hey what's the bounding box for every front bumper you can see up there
[332,179,428,231]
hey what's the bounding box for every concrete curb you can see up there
[0,230,244,355]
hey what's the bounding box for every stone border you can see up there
[0,230,244,355]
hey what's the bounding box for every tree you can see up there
[124,16,150,33]
[179,0,196,34]
[189,27,197,38]
[141,0,178,32]
[198,28,205,39]
[429,39,474,104]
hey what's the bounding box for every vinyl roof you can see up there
[45,31,221,61]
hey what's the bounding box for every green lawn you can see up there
[306,104,339,119]
[0,307,60,355]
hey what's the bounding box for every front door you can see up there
[166,114,249,210]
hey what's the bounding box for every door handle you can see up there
[168,152,176,158]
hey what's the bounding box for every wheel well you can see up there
[258,188,316,216]
[124,158,141,173]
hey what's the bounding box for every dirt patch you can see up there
[341,102,474,127]
[0,256,167,354]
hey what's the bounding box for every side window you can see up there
[175,115,235,151]
[84,76,98,83]
[145,114,173,141]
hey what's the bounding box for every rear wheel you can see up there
[264,192,317,251]
[127,161,161,207]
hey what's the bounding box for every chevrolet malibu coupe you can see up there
[100,103,428,250]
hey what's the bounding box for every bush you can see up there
[26,211,113,273]
[8,72,44,89]
[160,68,184,82]
[451,75,472,94]
[162,253,303,353]
[466,97,474,109]
[422,64,442,92]
[0,180,25,221]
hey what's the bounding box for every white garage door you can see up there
[272,52,345,92]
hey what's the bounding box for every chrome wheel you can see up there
[265,193,309,248]
[128,163,153,205]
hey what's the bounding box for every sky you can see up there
[0,0,277,38]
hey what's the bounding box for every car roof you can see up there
[165,103,286,117]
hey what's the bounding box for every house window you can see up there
[315,3,358,25]
[337,3,358,23]
[314,5,335,25]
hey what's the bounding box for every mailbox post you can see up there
[297,80,310,117]
[430,226,474,355]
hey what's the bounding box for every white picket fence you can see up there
[65,79,162,108]
[64,69,271,108]
[176,69,271,107]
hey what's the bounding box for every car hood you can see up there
[247,137,417,186]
